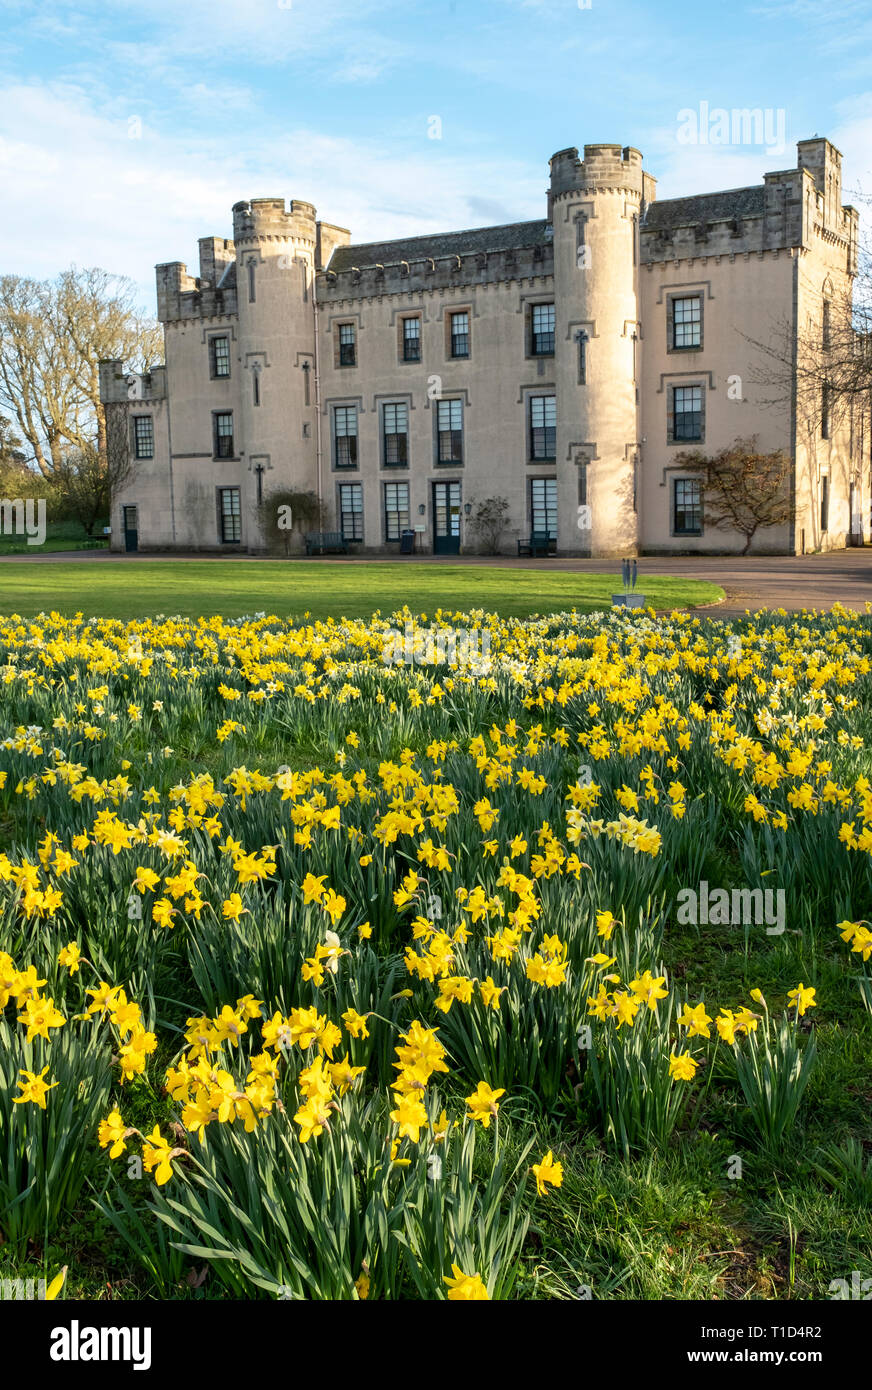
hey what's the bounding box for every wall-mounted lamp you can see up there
[464,503,472,515]
[418,503,426,515]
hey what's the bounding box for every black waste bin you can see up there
[400,529,416,555]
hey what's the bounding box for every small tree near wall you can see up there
[674,437,794,555]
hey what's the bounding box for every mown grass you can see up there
[0,560,722,621]
[0,519,108,555]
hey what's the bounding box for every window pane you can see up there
[673,386,702,441]
[133,417,154,459]
[220,488,241,542]
[674,478,702,534]
[215,413,234,457]
[450,312,469,357]
[403,318,421,361]
[384,403,408,465]
[211,337,231,377]
[384,482,410,540]
[339,483,363,541]
[339,323,356,365]
[334,406,358,467]
[530,477,557,538]
[672,297,701,349]
[530,395,556,458]
[532,303,555,354]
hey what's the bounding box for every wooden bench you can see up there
[304,532,348,556]
[517,532,553,557]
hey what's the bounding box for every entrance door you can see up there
[433,481,461,554]
[122,505,138,552]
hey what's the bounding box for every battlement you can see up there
[155,259,238,324]
[99,359,167,404]
[641,140,858,264]
[548,142,652,209]
[198,237,235,287]
[232,197,317,245]
[317,239,553,302]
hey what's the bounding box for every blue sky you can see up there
[1,0,870,308]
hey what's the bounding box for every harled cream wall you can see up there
[639,250,796,553]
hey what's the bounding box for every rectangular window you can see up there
[339,323,356,366]
[822,301,831,351]
[671,295,702,350]
[339,483,363,542]
[672,385,702,442]
[821,383,830,439]
[218,487,241,543]
[530,477,557,538]
[214,412,234,458]
[247,262,256,304]
[673,478,703,535]
[133,416,154,459]
[531,303,555,355]
[530,395,556,460]
[403,317,421,362]
[383,402,408,467]
[334,405,358,469]
[437,399,463,464]
[578,331,587,384]
[449,311,469,358]
[384,481,410,541]
[210,336,231,378]
[821,475,829,532]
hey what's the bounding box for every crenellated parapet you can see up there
[641,139,858,268]
[231,197,317,249]
[548,144,655,216]
[155,261,237,324]
[98,359,167,404]
[316,239,554,303]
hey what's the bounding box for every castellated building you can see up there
[101,136,867,558]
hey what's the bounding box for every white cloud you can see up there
[0,79,546,310]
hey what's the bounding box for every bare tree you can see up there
[674,437,794,554]
[53,444,110,537]
[52,268,162,463]
[0,415,26,467]
[0,267,161,478]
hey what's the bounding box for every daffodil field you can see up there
[1,603,871,1301]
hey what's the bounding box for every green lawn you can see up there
[0,519,109,555]
[0,560,722,620]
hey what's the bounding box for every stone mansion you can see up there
[100,136,867,557]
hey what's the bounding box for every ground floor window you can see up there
[218,487,241,543]
[384,482,409,541]
[339,483,363,541]
[673,478,702,536]
[530,477,557,538]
